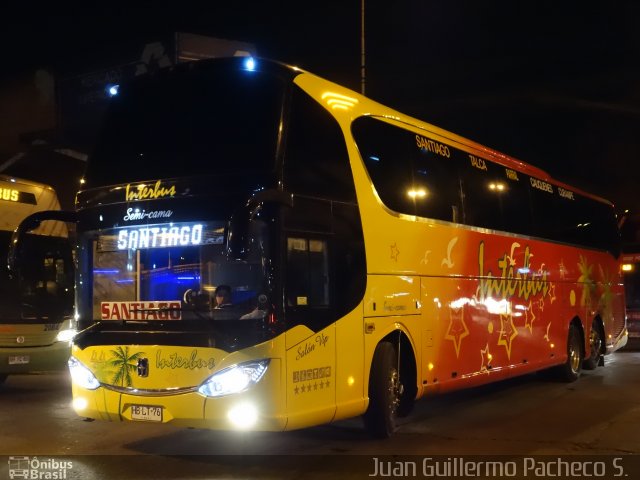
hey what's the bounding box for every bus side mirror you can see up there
[7,210,78,277]
[227,189,292,260]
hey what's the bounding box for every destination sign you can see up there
[0,188,37,204]
[117,223,204,250]
[100,301,182,320]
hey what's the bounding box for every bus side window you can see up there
[351,117,416,216]
[283,87,355,202]
[286,237,329,308]
[352,117,462,223]
[460,158,533,234]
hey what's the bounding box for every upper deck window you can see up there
[86,63,286,188]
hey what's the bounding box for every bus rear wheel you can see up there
[583,322,604,370]
[364,342,401,438]
[557,324,583,382]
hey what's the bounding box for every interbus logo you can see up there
[125,180,176,201]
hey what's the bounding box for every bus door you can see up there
[283,219,337,429]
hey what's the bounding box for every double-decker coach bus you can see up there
[10,57,626,436]
[1,175,75,384]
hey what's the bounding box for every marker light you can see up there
[72,397,89,411]
[198,359,270,397]
[107,84,120,97]
[243,57,256,71]
[622,264,634,272]
[68,357,100,390]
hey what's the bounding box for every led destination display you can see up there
[116,224,204,250]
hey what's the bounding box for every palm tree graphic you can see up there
[598,265,614,320]
[108,346,145,387]
[577,255,595,308]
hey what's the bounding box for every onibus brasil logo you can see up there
[7,457,72,479]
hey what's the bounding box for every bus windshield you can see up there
[84,61,285,187]
[84,220,271,326]
[0,230,74,322]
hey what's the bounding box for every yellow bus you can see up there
[12,57,626,436]
[0,175,75,385]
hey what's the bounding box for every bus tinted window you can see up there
[86,64,285,187]
[352,117,461,222]
[283,87,355,202]
[460,158,533,234]
[530,183,619,254]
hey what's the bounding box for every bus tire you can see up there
[557,324,583,382]
[364,342,401,438]
[583,321,604,370]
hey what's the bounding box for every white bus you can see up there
[0,175,75,384]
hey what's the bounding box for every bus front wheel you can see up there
[364,342,401,438]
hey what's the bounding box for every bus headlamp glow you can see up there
[227,402,258,429]
[56,328,77,342]
[198,359,270,397]
[68,357,100,390]
[622,263,634,272]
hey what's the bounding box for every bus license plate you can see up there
[8,355,30,365]
[130,404,163,422]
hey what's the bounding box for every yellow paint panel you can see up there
[364,275,421,317]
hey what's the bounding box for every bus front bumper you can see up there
[0,341,71,374]
[70,361,287,431]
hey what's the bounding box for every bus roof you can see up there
[0,174,62,233]
[286,60,615,208]
[0,174,57,192]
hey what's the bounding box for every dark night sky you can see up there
[3,1,640,210]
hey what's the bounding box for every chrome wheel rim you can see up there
[569,339,581,373]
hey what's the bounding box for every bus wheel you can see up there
[583,322,604,370]
[557,324,583,382]
[364,342,401,438]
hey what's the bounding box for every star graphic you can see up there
[314,382,318,391]
[445,306,469,357]
[480,343,492,374]
[524,300,535,334]
[294,386,299,395]
[497,311,518,360]
[390,242,400,262]
[548,283,556,304]
[301,384,307,393]
[538,297,545,312]
[325,380,331,388]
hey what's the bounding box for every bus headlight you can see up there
[56,328,77,343]
[198,359,270,397]
[68,356,100,390]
